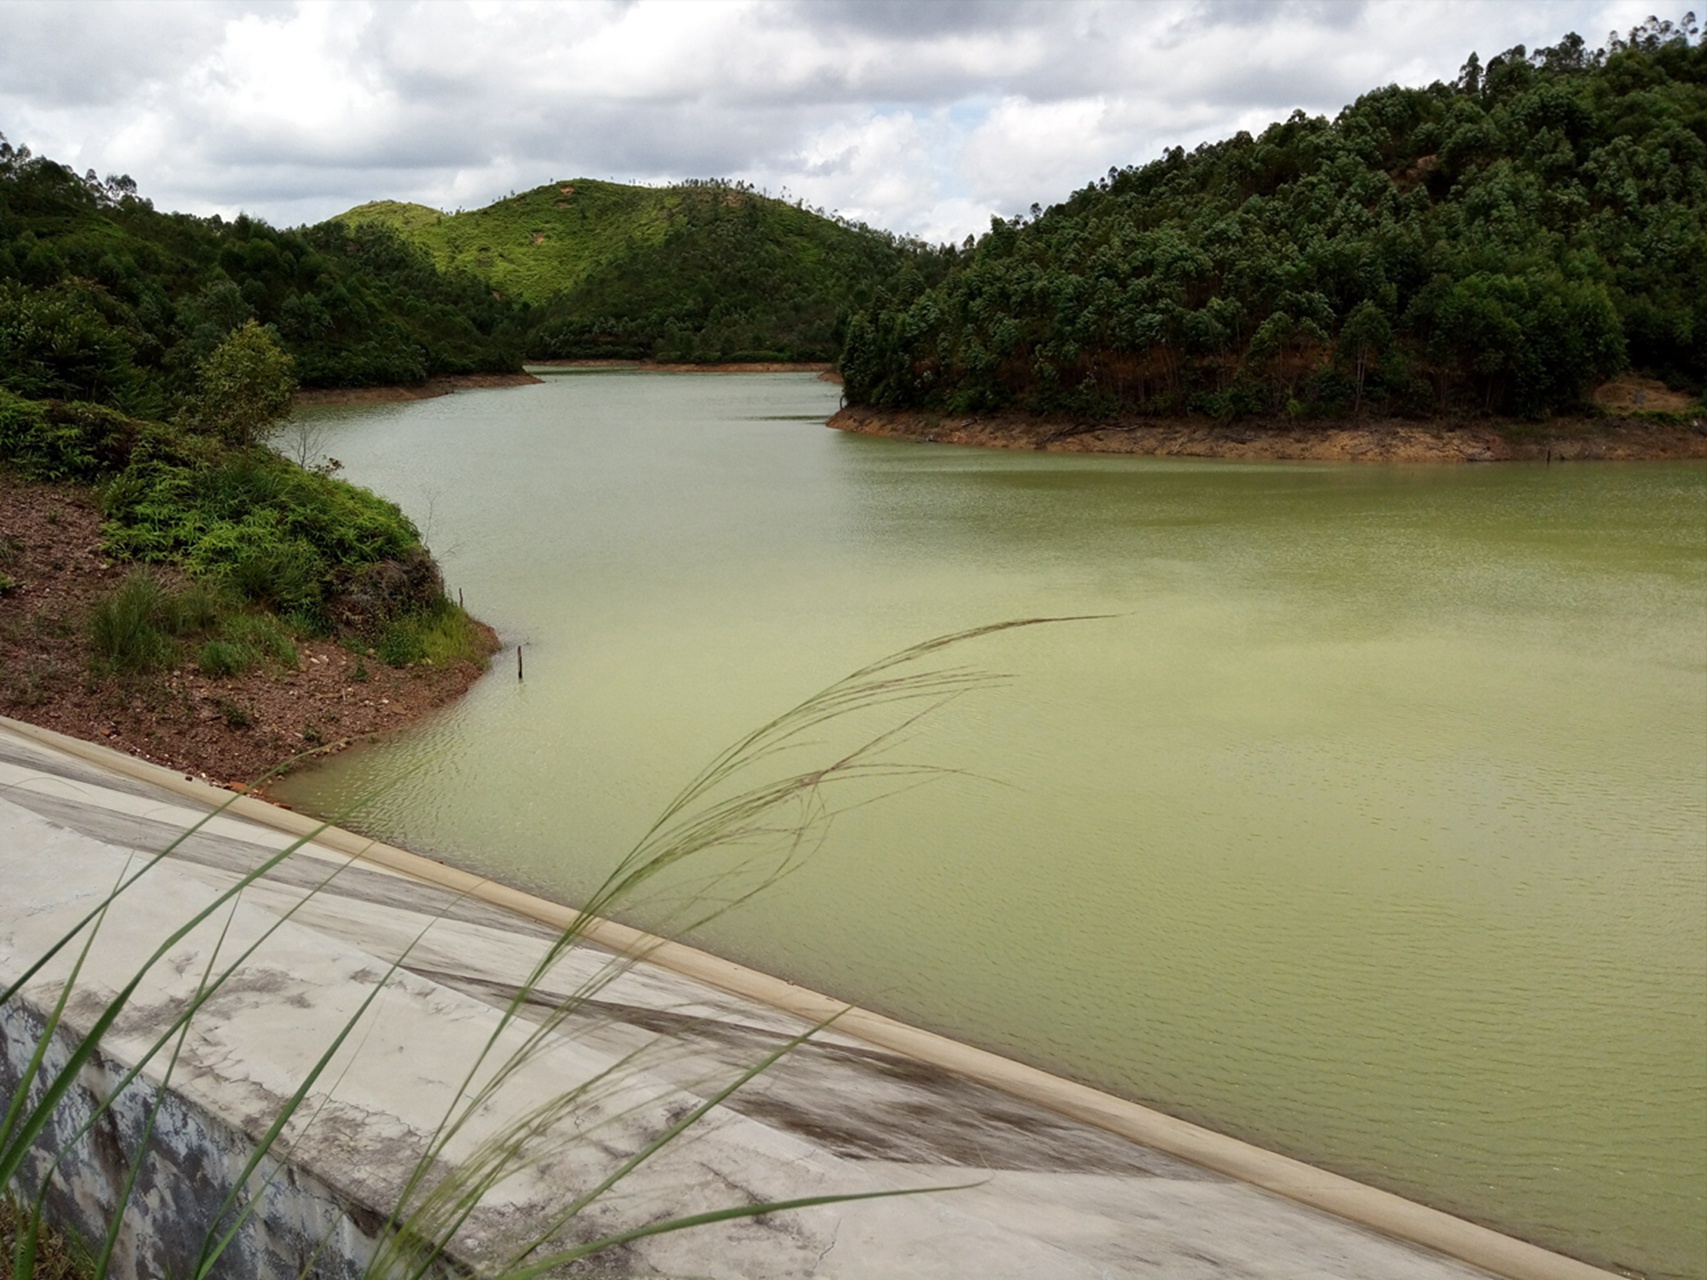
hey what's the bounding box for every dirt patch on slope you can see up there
[1590,376,1698,414]
[0,474,497,793]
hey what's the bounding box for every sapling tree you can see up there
[274,415,342,475]
[1338,301,1392,416]
[181,320,297,448]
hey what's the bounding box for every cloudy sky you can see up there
[0,0,1673,243]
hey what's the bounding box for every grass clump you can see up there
[1,1194,90,1280]
[372,597,488,668]
[213,697,251,728]
[210,612,299,675]
[1,660,68,708]
[91,572,301,680]
[194,641,247,678]
[88,573,181,676]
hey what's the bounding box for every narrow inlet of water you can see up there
[277,371,1707,1279]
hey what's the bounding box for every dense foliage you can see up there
[0,386,437,637]
[0,141,525,406]
[842,18,1706,420]
[344,179,942,362]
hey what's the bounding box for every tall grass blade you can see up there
[4,619,1083,1278]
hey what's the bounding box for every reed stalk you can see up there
[2,619,1075,1278]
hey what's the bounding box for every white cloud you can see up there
[961,96,1124,214]
[0,0,1673,241]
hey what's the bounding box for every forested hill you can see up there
[842,17,1705,421]
[0,140,526,405]
[340,180,939,363]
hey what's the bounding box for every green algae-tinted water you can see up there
[275,371,1707,1278]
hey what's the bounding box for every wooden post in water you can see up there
[458,588,464,608]
[517,644,524,681]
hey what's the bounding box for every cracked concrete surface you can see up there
[0,719,1612,1278]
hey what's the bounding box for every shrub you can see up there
[0,280,146,409]
[0,391,142,484]
[102,448,423,628]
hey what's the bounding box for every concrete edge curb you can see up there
[1,716,1621,1280]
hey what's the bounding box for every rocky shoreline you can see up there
[828,405,1707,463]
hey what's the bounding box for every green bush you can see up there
[177,321,297,447]
[196,610,300,678]
[100,446,423,625]
[0,280,148,409]
[0,392,67,478]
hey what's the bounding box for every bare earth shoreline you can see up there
[829,404,1707,462]
[529,358,841,379]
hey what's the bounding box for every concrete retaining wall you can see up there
[1,996,402,1280]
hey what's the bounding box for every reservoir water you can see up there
[276,371,1707,1278]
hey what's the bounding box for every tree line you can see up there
[0,138,526,418]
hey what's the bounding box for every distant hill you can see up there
[338,180,943,363]
[338,181,682,304]
[0,137,526,402]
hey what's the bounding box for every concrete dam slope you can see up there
[0,716,1614,1279]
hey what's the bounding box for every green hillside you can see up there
[842,17,1705,420]
[340,181,678,303]
[340,180,939,362]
